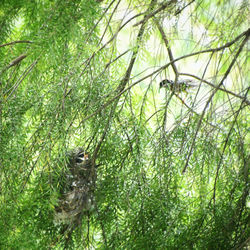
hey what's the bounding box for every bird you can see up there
[159,79,196,93]
[54,148,98,239]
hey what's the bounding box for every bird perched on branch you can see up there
[54,147,98,239]
[160,79,196,93]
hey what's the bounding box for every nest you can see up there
[54,148,97,230]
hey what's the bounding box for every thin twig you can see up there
[174,94,219,129]
[155,19,178,76]
[6,60,38,100]
[162,92,174,130]
[212,87,249,204]
[179,73,250,105]
[133,0,177,27]
[92,0,157,162]
[78,28,250,126]
[0,40,32,48]
[182,32,250,174]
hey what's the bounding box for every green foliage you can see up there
[0,0,249,249]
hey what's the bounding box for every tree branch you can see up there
[79,28,250,126]
[182,31,250,174]
[0,40,32,48]
[212,87,249,204]
[155,19,178,76]
[179,72,250,106]
[133,0,177,27]
[92,0,157,161]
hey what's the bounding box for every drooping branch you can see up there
[78,28,250,126]
[92,0,157,161]
[7,54,27,68]
[0,54,28,75]
[0,40,32,48]
[5,60,38,100]
[212,87,249,205]
[179,72,250,105]
[182,31,250,174]
[133,0,177,27]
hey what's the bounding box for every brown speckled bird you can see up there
[160,79,196,93]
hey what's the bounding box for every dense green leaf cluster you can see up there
[0,0,249,249]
